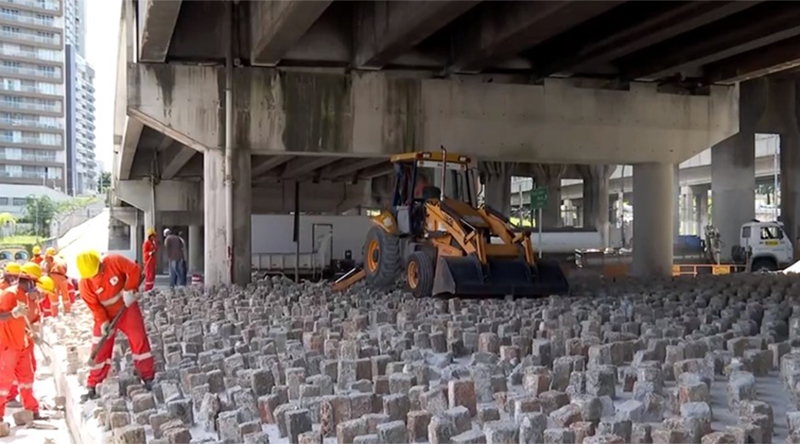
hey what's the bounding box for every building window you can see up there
[11,198,26,206]
[0,197,8,205]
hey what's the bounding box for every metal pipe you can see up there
[224,0,234,284]
[440,146,447,200]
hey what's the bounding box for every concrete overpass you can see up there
[112,1,800,283]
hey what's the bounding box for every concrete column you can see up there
[483,162,512,216]
[691,185,709,236]
[632,163,673,277]
[579,164,613,246]
[204,147,252,286]
[533,164,567,229]
[189,224,203,274]
[712,132,755,261]
[781,129,800,244]
[681,186,694,235]
[673,164,680,241]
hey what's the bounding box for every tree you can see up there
[98,171,111,193]
[23,195,57,237]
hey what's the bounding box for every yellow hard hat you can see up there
[20,262,42,281]
[76,250,101,279]
[146,227,156,237]
[36,276,55,294]
[4,263,20,276]
[32,246,41,255]
[45,247,56,257]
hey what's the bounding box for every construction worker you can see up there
[42,247,56,275]
[77,250,154,400]
[43,249,70,316]
[0,263,20,290]
[36,276,54,319]
[0,262,43,422]
[142,228,157,291]
[30,246,43,265]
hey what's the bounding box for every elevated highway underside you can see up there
[114,0,800,284]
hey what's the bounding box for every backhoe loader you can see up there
[336,149,568,298]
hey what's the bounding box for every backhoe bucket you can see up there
[432,255,568,297]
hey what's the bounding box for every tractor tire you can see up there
[751,258,777,272]
[363,226,401,288]
[406,251,435,298]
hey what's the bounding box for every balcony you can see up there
[0,0,60,12]
[0,29,59,46]
[0,45,60,61]
[0,82,59,96]
[0,100,58,112]
[0,117,62,130]
[0,64,59,79]
[0,151,55,162]
[0,11,55,28]
[0,134,60,146]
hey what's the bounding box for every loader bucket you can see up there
[432,255,568,298]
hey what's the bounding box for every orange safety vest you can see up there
[79,254,141,325]
[0,285,34,350]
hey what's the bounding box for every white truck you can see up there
[731,220,794,271]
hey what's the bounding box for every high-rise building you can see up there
[0,0,67,200]
[64,0,94,195]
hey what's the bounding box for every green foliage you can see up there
[0,212,15,226]
[98,171,111,193]
[23,195,57,236]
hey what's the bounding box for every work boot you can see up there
[143,379,154,392]
[32,411,46,421]
[80,386,98,402]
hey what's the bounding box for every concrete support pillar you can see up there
[673,164,680,241]
[691,185,709,236]
[189,224,203,274]
[578,164,613,246]
[712,133,755,261]
[204,148,252,285]
[533,164,567,229]
[681,186,694,235]
[482,162,513,216]
[781,129,800,244]
[632,163,673,277]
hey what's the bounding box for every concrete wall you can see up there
[128,64,738,164]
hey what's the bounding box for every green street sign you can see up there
[530,187,548,210]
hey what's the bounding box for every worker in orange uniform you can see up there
[30,246,43,265]
[43,248,70,316]
[0,262,43,421]
[142,228,157,291]
[7,271,46,407]
[0,263,20,290]
[77,250,153,400]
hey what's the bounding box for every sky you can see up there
[85,0,122,172]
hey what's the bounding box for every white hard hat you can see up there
[163,228,171,237]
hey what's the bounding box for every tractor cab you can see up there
[389,151,478,236]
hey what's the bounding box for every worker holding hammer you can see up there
[77,250,154,400]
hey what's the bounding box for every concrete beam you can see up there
[619,2,800,80]
[355,1,478,68]
[249,0,332,66]
[129,65,737,164]
[118,116,144,180]
[116,179,202,213]
[161,144,197,180]
[534,1,759,77]
[321,157,387,180]
[451,1,622,73]
[705,34,800,84]
[138,0,182,63]
[252,155,293,178]
[281,156,338,179]
[357,163,395,180]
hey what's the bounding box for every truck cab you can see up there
[738,221,794,271]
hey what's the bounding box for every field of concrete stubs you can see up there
[55,273,800,444]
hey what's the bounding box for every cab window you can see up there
[760,226,782,240]
[742,226,751,238]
